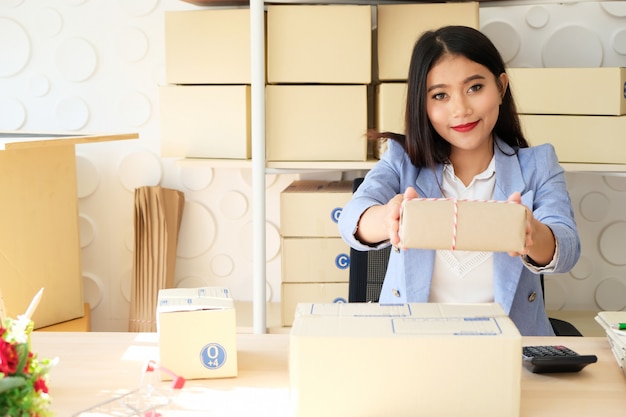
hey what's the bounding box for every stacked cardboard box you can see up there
[160,9,251,159]
[279,180,353,326]
[266,5,370,162]
[509,67,626,165]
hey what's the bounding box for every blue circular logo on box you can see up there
[335,253,350,269]
[200,343,227,370]
[331,207,342,223]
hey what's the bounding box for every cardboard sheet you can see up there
[129,186,184,332]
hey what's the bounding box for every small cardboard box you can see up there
[164,9,251,84]
[400,199,526,252]
[377,2,479,81]
[282,237,350,283]
[160,85,250,159]
[266,85,368,161]
[290,302,521,417]
[280,180,353,237]
[376,82,407,134]
[157,287,237,380]
[508,67,626,116]
[281,283,348,327]
[521,114,626,165]
[267,5,371,84]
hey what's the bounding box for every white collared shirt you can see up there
[429,158,496,303]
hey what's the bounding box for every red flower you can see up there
[33,376,49,394]
[0,337,19,375]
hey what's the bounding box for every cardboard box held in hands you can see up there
[399,198,526,252]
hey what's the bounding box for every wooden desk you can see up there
[31,333,625,417]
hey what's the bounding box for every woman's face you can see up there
[425,54,507,157]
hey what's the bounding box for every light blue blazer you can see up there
[338,137,580,336]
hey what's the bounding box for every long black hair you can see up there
[373,25,528,169]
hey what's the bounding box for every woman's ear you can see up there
[498,72,509,101]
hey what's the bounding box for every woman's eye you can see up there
[432,92,446,100]
[468,84,483,93]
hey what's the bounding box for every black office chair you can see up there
[347,178,582,337]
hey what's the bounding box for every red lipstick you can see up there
[452,121,479,132]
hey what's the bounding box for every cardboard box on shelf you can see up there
[281,283,348,327]
[508,67,626,116]
[164,9,251,84]
[377,2,479,81]
[160,85,250,159]
[521,114,626,165]
[282,237,350,283]
[280,180,353,238]
[267,5,371,84]
[400,198,526,252]
[266,85,368,162]
[157,287,237,380]
[290,302,521,417]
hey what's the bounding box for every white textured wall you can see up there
[0,0,625,331]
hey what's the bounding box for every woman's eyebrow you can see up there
[427,73,487,92]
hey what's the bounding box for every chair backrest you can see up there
[346,178,582,336]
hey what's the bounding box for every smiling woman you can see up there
[338,25,581,337]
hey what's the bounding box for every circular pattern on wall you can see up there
[56,96,89,130]
[541,26,603,67]
[595,277,626,310]
[179,164,213,191]
[118,92,151,127]
[220,191,248,220]
[238,221,281,262]
[75,155,100,198]
[481,21,520,63]
[29,74,51,97]
[211,253,235,277]
[525,6,549,29]
[118,0,159,17]
[579,191,610,222]
[599,222,626,266]
[55,37,98,82]
[117,150,162,191]
[33,7,63,37]
[611,29,626,55]
[83,273,104,309]
[0,17,30,77]
[177,201,217,259]
[176,276,210,288]
[604,175,626,192]
[600,1,626,17]
[569,255,593,280]
[0,97,26,130]
[78,214,96,248]
[120,267,132,302]
[115,27,149,63]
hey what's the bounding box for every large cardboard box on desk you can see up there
[290,302,522,417]
[400,198,526,252]
[157,287,237,380]
[280,180,353,237]
[281,283,348,327]
[377,2,479,81]
[266,85,368,161]
[164,9,251,84]
[160,85,250,159]
[508,67,626,116]
[267,5,371,84]
[521,114,626,165]
[0,132,137,328]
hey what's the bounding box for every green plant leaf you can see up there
[0,375,26,393]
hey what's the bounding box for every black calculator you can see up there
[522,345,597,373]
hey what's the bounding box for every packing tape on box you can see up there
[399,198,527,252]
